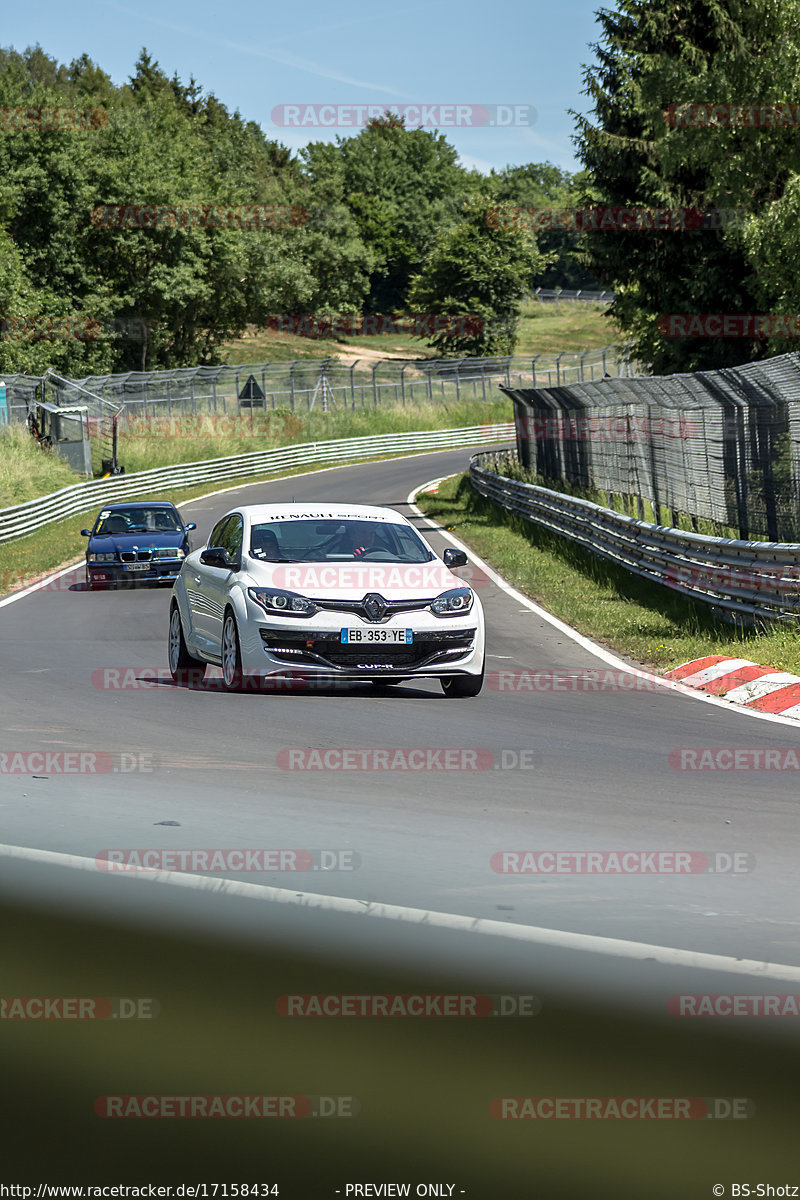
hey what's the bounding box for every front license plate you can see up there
[341,628,413,644]
[124,563,149,572]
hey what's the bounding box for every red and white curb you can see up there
[665,656,800,719]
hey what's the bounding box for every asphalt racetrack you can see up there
[2,446,799,968]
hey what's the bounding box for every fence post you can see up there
[350,361,359,409]
[372,362,379,407]
[555,353,564,386]
[289,361,297,412]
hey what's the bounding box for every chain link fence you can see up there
[1,347,634,433]
[505,350,800,543]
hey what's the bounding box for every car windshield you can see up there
[95,508,182,535]
[249,519,433,563]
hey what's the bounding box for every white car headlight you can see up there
[249,587,318,617]
[430,587,473,616]
[152,547,185,559]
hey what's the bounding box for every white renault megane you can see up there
[168,503,485,696]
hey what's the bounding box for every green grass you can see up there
[0,400,515,507]
[417,472,800,675]
[221,301,620,365]
[0,425,83,508]
[515,298,618,356]
[115,399,513,473]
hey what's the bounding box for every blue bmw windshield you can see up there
[95,508,182,535]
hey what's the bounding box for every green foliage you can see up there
[487,163,603,290]
[0,45,587,374]
[302,116,468,313]
[407,196,548,355]
[573,0,800,372]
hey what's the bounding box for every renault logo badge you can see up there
[363,593,387,621]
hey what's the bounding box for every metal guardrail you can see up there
[0,423,515,545]
[470,451,800,625]
[531,288,616,305]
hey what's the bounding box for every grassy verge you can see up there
[416,473,800,675]
[1,400,515,507]
[0,425,82,508]
[115,399,513,475]
[0,450,475,598]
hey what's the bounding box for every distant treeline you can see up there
[0,46,598,375]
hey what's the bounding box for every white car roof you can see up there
[231,503,411,525]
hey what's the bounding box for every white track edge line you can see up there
[407,475,800,731]
[2,842,799,982]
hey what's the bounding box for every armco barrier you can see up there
[470,451,800,624]
[0,423,515,545]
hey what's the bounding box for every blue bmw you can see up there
[81,502,196,590]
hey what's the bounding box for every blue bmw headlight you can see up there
[249,587,318,617]
[88,552,117,562]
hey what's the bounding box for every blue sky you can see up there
[6,0,604,174]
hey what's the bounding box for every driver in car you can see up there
[346,522,382,558]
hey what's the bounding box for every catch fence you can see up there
[1,347,634,433]
[505,351,800,543]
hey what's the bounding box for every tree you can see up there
[488,163,604,290]
[407,195,547,356]
[302,117,468,312]
[572,0,800,373]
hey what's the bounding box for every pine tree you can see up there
[573,0,800,372]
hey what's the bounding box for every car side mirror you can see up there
[443,547,467,568]
[185,523,197,532]
[80,529,91,537]
[200,546,233,569]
